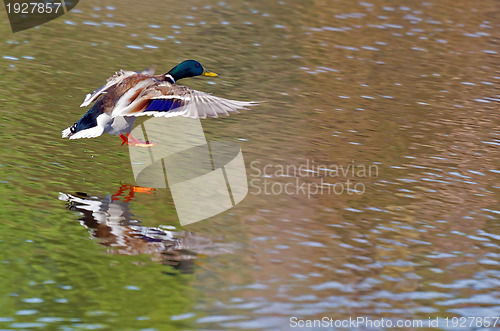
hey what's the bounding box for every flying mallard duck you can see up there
[62,60,258,147]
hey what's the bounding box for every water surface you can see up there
[1,0,500,330]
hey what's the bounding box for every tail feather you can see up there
[62,126,73,138]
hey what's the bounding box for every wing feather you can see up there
[79,69,153,107]
[122,82,259,119]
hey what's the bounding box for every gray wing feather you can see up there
[126,83,259,119]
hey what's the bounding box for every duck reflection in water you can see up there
[59,184,235,273]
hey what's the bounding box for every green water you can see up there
[1,0,500,330]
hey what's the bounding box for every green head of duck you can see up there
[166,60,218,82]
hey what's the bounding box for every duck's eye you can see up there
[70,123,77,133]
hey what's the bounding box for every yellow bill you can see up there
[202,69,218,77]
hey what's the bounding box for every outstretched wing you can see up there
[119,82,259,119]
[80,67,156,108]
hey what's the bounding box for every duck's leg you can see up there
[119,134,157,147]
[111,184,128,201]
[119,134,128,146]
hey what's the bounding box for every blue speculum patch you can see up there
[145,99,183,112]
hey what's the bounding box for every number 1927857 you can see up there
[5,2,63,14]
[445,316,499,328]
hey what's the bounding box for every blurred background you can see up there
[0,0,500,329]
